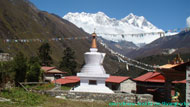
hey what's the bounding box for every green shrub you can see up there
[25,83,55,91]
[61,86,71,90]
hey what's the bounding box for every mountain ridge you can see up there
[0,0,123,75]
[126,31,190,58]
[63,12,163,44]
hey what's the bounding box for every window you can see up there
[54,74,61,79]
[89,80,97,85]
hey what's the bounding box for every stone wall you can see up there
[120,79,136,93]
[43,90,152,103]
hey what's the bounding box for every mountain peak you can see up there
[63,12,162,44]
[128,13,135,17]
[97,11,106,15]
[122,13,137,20]
[121,13,157,30]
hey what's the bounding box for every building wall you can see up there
[136,82,178,102]
[44,73,63,82]
[63,82,80,87]
[106,82,120,91]
[120,79,136,93]
[106,79,136,93]
[44,76,55,82]
[0,53,12,61]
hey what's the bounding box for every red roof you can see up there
[41,66,67,74]
[134,72,162,82]
[52,76,80,85]
[52,76,130,85]
[173,80,186,83]
[106,76,130,83]
[41,66,56,72]
[134,72,185,83]
[52,78,79,84]
[65,76,80,80]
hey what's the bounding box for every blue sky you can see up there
[30,0,190,31]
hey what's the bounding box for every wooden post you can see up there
[18,82,28,91]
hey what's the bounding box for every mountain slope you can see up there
[63,12,163,44]
[98,37,138,55]
[126,31,190,58]
[0,0,123,74]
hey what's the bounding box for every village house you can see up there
[134,71,185,102]
[106,76,136,93]
[41,66,67,82]
[134,55,189,102]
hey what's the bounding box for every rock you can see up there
[55,96,66,99]
[0,97,11,102]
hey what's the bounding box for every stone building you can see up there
[134,71,186,102]
[134,55,189,102]
[106,76,136,93]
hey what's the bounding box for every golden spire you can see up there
[171,53,184,64]
[177,53,184,63]
[91,32,97,48]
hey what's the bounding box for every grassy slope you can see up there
[0,0,123,74]
[0,88,108,107]
[0,87,154,107]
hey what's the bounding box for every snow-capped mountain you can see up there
[121,13,157,31]
[63,12,163,45]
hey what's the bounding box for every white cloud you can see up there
[187,16,190,27]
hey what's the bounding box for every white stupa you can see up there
[71,32,114,93]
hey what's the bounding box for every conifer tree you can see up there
[26,56,41,82]
[0,62,7,88]
[59,47,77,75]
[0,61,13,88]
[13,52,27,86]
[38,43,53,66]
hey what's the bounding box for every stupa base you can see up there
[70,85,114,93]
